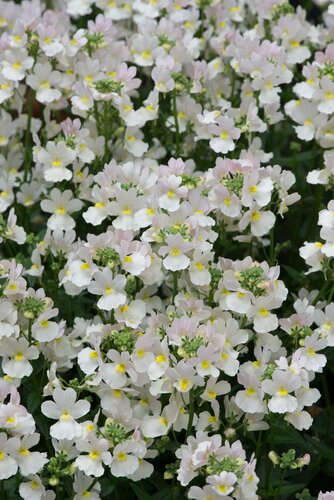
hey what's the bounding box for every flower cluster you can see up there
[0,0,333,498]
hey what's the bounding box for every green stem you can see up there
[28,319,33,344]
[94,101,101,136]
[87,477,99,493]
[255,430,263,459]
[113,477,120,500]
[185,388,194,440]
[327,281,334,304]
[103,102,109,163]
[312,280,331,306]
[172,272,178,304]
[274,468,287,500]
[23,90,35,182]
[230,69,236,102]
[172,89,180,157]
[0,480,7,500]
[269,228,275,266]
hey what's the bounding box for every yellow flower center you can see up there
[246,387,256,396]
[52,159,62,168]
[60,411,71,420]
[179,378,190,391]
[220,132,230,139]
[141,50,151,59]
[19,448,30,456]
[251,211,260,221]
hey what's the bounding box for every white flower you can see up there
[110,441,139,477]
[101,349,137,388]
[1,337,39,378]
[239,205,276,237]
[26,62,61,104]
[78,347,101,375]
[71,82,94,113]
[73,471,101,500]
[12,434,48,476]
[19,475,46,500]
[1,48,33,81]
[159,234,192,271]
[41,188,82,231]
[41,387,90,440]
[124,128,148,157]
[242,173,273,208]
[141,401,179,438]
[88,269,127,311]
[298,333,327,372]
[315,77,334,115]
[208,117,241,154]
[115,299,146,328]
[189,250,212,286]
[235,369,264,414]
[0,432,19,479]
[109,188,145,231]
[75,436,111,477]
[68,256,97,287]
[207,471,237,497]
[37,142,76,183]
[262,370,302,413]
[249,298,279,334]
[158,175,188,212]
[0,300,18,339]
[83,187,112,226]
[32,309,61,343]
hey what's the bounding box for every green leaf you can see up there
[152,488,177,500]
[27,391,41,413]
[304,436,334,461]
[130,484,152,500]
[277,482,307,497]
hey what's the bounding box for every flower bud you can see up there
[268,451,279,465]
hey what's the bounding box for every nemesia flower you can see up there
[75,436,112,477]
[37,142,76,183]
[41,387,90,440]
[88,269,127,310]
[41,188,82,230]
[0,1,330,497]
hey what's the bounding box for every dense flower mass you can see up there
[0,0,334,498]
